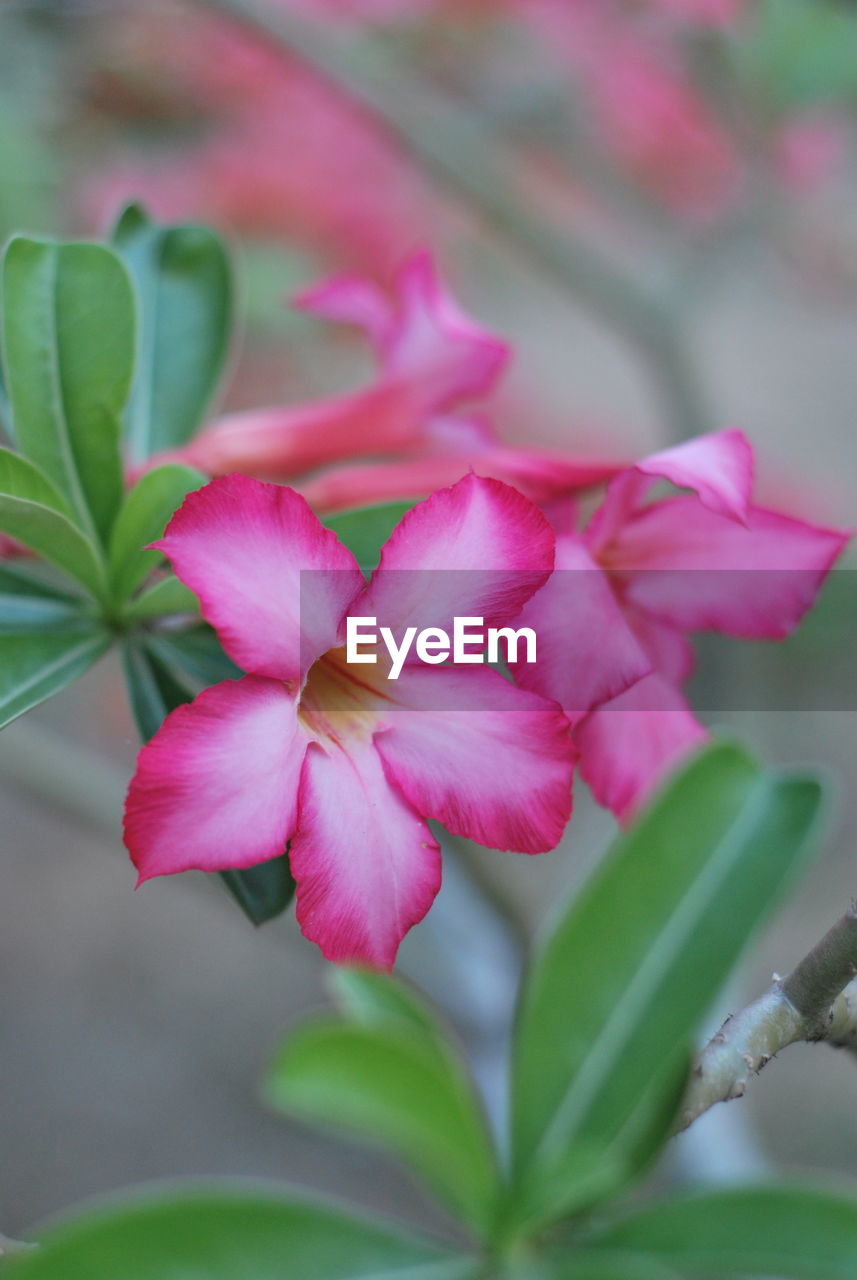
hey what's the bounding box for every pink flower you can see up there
[517,430,849,821]
[82,13,435,277]
[177,250,508,478]
[646,0,742,28]
[774,114,846,194]
[124,472,575,968]
[166,249,622,507]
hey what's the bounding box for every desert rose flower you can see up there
[163,249,622,507]
[124,472,575,967]
[515,429,850,820]
[169,250,508,480]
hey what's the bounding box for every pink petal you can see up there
[587,429,754,555]
[156,475,364,682]
[298,447,621,513]
[357,473,555,640]
[375,664,574,853]
[512,535,652,721]
[635,429,754,521]
[125,676,307,881]
[381,250,510,410]
[612,497,849,638]
[629,608,695,684]
[576,675,708,823]
[294,271,393,349]
[290,738,441,969]
[179,381,423,479]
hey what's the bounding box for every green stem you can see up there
[195,0,714,442]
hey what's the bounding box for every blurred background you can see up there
[0,0,855,1242]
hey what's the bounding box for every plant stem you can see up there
[196,0,714,442]
[681,904,857,1130]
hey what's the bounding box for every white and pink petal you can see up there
[156,475,364,682]
[125,676,307,881]
[375,664,574,853]
[290,738,441,969]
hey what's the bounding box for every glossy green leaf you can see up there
[511,743,826,1224]
[267,1019,501,1238]
[586,1184,857,1278]
[0,449,107,601]
[1,237,135,542]
[323,501,415,572]
[108,463,205,602]
[2,1184,476,1280]
[113,203,232,460]
[122,636,293,925]
[0,625,110,728]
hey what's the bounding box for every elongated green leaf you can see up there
[324,501,415,572]
[331,967,447,1042]
[122,636,293,925]
[546,1254,678,1280]
[0,350,12,441]
[267,1019,501,1238]
[0,557,88,628]
[511,743,826,1224]
[0,445,73,517]
[2,1184,476,1280]
[144,626,242,687]
[0,626,110,728]
[586,1184,857,1278]
[124,574,199,620]
[113,204,232,460]
[0,450,107,600]
[108,463,205,602]
[2,237,135,542]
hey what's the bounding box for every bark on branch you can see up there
[681,904,857,1130]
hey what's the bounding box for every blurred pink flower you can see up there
[515,0,743,222]
[124,472,575,967]
[646,0,742,28]
[774,114,847,194]
[163,249,623,506]
[516,429,850,820]
[83,12,435,276]
[592,41,742,221]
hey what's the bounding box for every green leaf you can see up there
[0,448,107,601]
[2,1184,476,1280]
[218,860,297,929]
[585,1184,857,1278]
[323,501,415,572]
[144,626,242,687]
[124,574,199,621]
[0,625,110,728]
[331,967,448,1043]
[510,743,826,1226]
[1,236,135,543]
[545,1254,678,1280]
[113,203,232,460]
[122,636,293,925]
[0,347,12,441]
[0,559,88,628]
[267,1019,501,1238]
[122,638,194,743]
[108,463,205,602]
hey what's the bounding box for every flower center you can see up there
[298,646,393,745]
